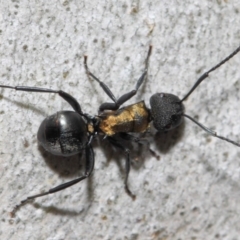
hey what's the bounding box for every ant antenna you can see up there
[180,45,240,103]
[145,45,152,71]
[180,45,240,146]
[183,114,240,147]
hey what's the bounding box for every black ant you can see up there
[1,45,240,216]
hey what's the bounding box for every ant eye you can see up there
[164,123,172,130]
[171,115,178,121]
[172,114,181,122]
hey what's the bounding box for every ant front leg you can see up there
[0,85,83,115]
[84,46,152,112]
[11,145,94,217]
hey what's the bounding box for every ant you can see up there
[0,45,240,216]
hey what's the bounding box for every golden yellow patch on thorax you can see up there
[99,101,150,136]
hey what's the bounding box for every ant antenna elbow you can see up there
[183,114,240,147]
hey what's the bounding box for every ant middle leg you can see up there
[84,46,152,113]
[107,136,136,200]
[119,133,160,160]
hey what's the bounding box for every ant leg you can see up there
[11,145,94,217]
[119,133,160,160]
[0,85,83,115]
[107,137,136,200]
[84,56,117,104]
[98,69,147,112]
[84,46,152,112]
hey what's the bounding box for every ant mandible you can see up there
[1,45,240,216]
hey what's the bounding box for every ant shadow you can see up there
[154,120,186,154]
[0,95,46,116]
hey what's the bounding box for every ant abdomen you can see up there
[37,111,88,157]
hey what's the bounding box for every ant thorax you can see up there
[98,101,151,136]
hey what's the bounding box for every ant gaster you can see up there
[1,45,240,216]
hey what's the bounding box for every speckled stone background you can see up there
[1,1,240,239]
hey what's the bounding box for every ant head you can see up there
[149,45,240,147]
[150,93,184,132]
